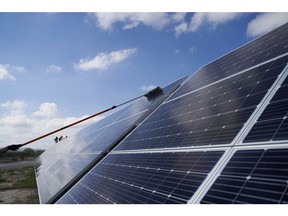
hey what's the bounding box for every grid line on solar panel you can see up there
[244,64,288,143]
[57,151,224,204]
[170,23,288,100]
[115,58,286,151]
[200,148,288,204]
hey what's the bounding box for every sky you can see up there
[1,12,288,150]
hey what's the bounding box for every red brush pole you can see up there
[0,106,117,155]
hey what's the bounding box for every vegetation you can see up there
[0,166,39,204]
[0,148,44,162]
[0,148,42,204]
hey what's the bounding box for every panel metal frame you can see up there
[192,142,288,203]
[235,59,288,146]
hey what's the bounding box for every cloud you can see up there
[174,22,188,37]
[140,85,157,92]
[175,12,242,36]
[247,13,288,37]
[1,100,27,115]
[46,64,62,74]
[32,103,58,118]
[75,48,137,71]
[0,64,27,81]
[89,12,187,34]
[0,64,16,81]
[0,100,104,149]
[91,13,176,31]
[89,12,244,37]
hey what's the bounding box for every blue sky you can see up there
[1,12,288,149]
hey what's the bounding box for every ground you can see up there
[0,160,39,204]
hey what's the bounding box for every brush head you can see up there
[144,86,164,101]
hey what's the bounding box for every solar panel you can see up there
[114,55,287,151]
[243,60,288,143]
[57,150,225,204]
[170,22,288,100]
[200,147,288,204]
[35,77,186,204]
[39,22,288,204]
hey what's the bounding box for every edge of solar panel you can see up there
[237,61,288,146]
[169,22,288,100]
[37,76,187,204]
[195,144,288,204]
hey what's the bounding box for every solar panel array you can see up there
[36,22,288,204]
[35,77,186,204]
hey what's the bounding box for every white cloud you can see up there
[89,12,243,37]
[175,22,188,37]
[92,12,173,31]
[75,48,137,71]
[247,13,288,37]
[190,12,241,31]
[174,12,242,37]
[0,100,104,149]
[171,13,186,23]
[140,85,157,92]
[0,64,27,81]
[1,100,27,115]
[46,64,62,74]
[0,64,16,81]
[32,102,58,118]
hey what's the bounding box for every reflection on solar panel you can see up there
[57,150,225,204]
[37,22,288,204]
[35,77,186,204]
[170,22,288,100]
[115,57,286,151]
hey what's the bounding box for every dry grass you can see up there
[0,164,39,204]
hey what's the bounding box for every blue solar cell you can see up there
[170,22,288,100]
[57,151,224,204]
[201,148,288,204]
[244,60,288,143]
[115,58,285,151]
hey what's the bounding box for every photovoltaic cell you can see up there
[170,22,288,100]
[57,151,224,204]
[115,57,286,151]
[244,57,288,143]
[35,77,186,204]
[201,148,288,204]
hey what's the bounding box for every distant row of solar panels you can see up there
[36,22,288,204]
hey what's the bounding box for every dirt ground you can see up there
[0,189,38,204]
[0,160,39,204]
